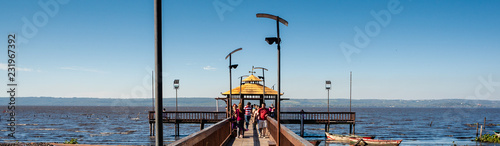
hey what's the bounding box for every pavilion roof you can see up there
[242,75,262,82]
[221,83,283,95]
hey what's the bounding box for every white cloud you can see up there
[203,66,216,71]
[60,66,106,73]
[0,63,34,72]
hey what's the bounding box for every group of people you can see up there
[230,102,275,138]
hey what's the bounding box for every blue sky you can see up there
[1,0,499,100]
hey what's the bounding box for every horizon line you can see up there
[1,96,499,101]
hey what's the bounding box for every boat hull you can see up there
[349,137,402,146]
[325,132,374,141]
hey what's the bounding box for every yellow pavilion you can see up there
[220,74,284,105]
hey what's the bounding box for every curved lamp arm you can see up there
[253,66,268,71]
[225,48,243,60]
[256,13,288,26]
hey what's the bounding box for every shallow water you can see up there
[1,106,499,145]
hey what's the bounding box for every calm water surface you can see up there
[1,106,499,145]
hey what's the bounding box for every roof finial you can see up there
[249,66,256,75]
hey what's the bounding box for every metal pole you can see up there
[228,55,234,136]
[175,88,178,137]
[350,71,352,112]
[154,0,163,145]
[240,77,242,104]
[263,70,265,104]
[276,17,281,146]
[152,71,154,111]
[327,89,330,132]
[228,55,232,118]
[176,89,178,119]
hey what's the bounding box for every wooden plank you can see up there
[268,140,276,146]
[228,124,269,146]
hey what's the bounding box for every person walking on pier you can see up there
[269,104,275,118]
[162,108,167,119]
[252,104,259,130]
[235,102,245,138]
[244,102,252,131]
[257,103,269,138]
[231,104,237,129]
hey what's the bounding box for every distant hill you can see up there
[1,97,499,108]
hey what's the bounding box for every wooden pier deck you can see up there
[227,124,271,146]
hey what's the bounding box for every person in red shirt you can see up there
[257,103,269,138]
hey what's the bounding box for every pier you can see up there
[149,111,356,138]
[166,117,314,146]
[148,75,356,145]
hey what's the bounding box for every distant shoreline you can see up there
[1,97,500,108]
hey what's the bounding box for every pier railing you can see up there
[280,112,355,124]
[168,118,232,146]
[148,111,226,123]
[266,116,314,146]
[148,111,355,124]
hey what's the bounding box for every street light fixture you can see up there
[265,37,280,45]
[253,66,268,104]
[225,48,242,118]
[257,13,288,145]
[326,80,331,90]
[326,80,331,132]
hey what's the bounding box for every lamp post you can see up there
[154,0,163,145]
[174,79,179,115]
[225,48,242,118]
[253,66,268,105]
[257,13,288,145]
[325,80,331,132]
[173,79,179,137]
[350,71,352,112]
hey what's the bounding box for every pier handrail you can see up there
[266,116,314,146]
[281,111,355,121]
[148,111,226,122]
[168,118,232,146]
[149,111,355,122]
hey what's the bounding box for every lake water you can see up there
[1,106,499,145]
